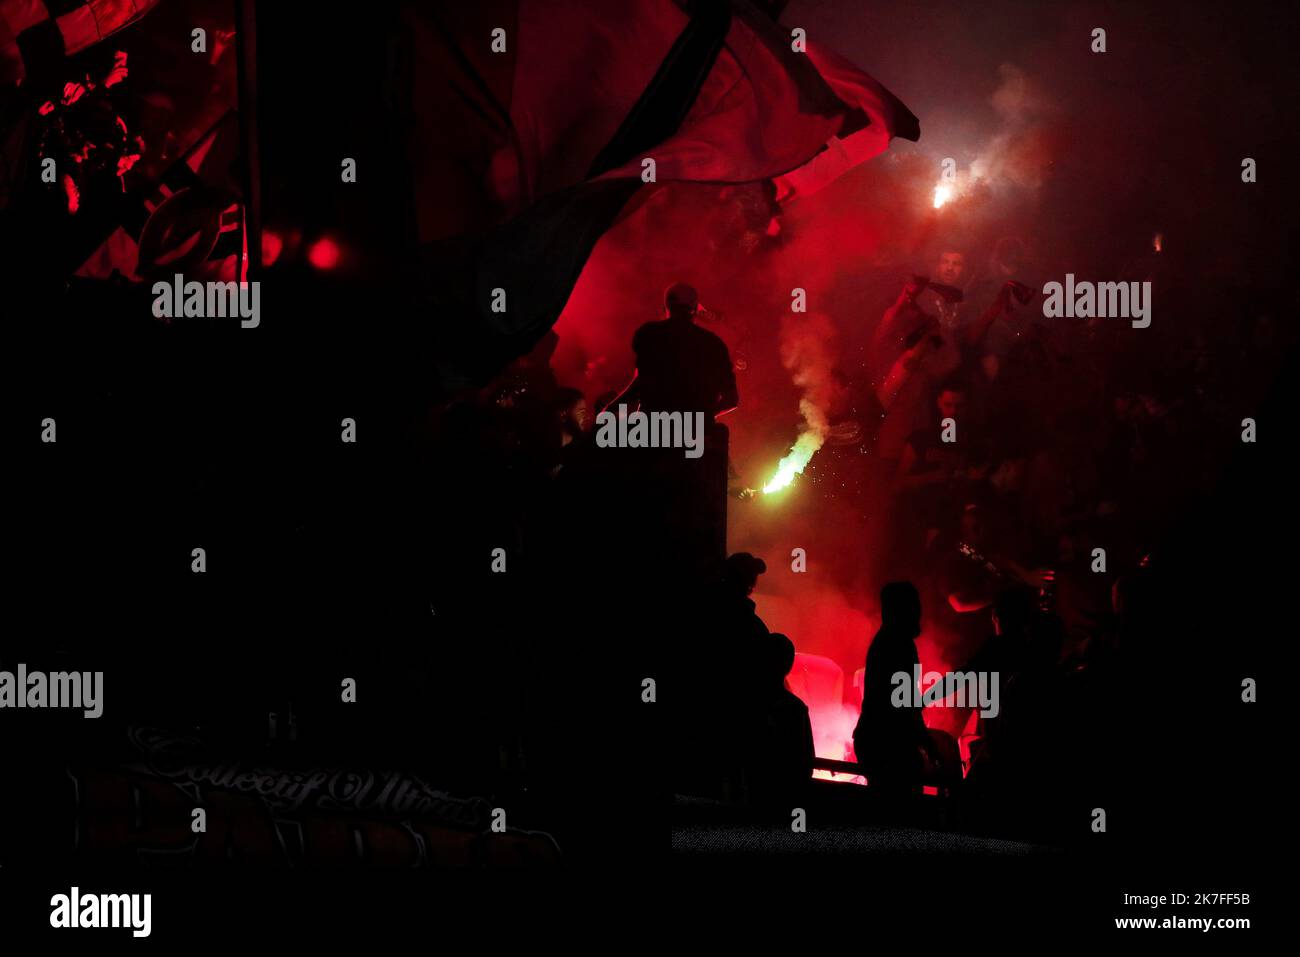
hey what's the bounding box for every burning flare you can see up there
[763,423,824,493]
[933,182,954,209]
[762,313,838,495]
[763,399,829,494]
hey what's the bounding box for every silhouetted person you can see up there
[605,283,737,577]
[853,581,937,797]
[548,386,593,479]
[677,553,771,798]
[873,250,969,461]
[713,552,770,645]
[745,633,814,810]
[606,282,739,418]
[964,604,1085,842]
[959,587,1037,757]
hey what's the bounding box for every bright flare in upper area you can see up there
[933,183,954,209]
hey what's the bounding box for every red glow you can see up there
[547,176,1019,791]
[104,51,129,88]
[789,653,866,783]
[262,230,284,268]
[308,237,341,270]
[62,175,80,214]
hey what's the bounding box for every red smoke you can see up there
[551,146,984,755]
[548,14,1254,760]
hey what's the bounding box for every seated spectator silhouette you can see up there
[852,581,938,798]
[745,633,815,810]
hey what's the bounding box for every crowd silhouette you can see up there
[421,267,1290,850]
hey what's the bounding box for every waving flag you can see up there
[1,0,163,87]
[412,0,919,386]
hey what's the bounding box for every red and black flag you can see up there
[411,0,919,386]
[0,0,162,88]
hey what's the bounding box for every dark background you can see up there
[3,0,1293,936]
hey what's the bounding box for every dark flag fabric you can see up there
[0,0,163,88]
[74,113,246,286]
[774,39,922,202]
[411,0,920,387]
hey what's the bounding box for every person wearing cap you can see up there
[604,282,739,419]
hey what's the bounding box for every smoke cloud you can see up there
[546,0,1294,761]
